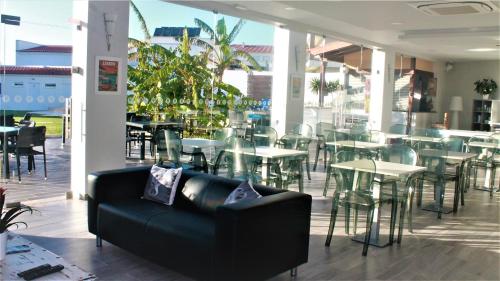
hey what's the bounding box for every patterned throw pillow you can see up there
[143,166,182,205]
[224,180,262,205]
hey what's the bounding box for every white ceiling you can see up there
[172,0,500,62]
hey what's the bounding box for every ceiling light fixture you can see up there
[234,5,247,10]
[391,22,403,25]
[467,48,497,52]
[285,7,296,10]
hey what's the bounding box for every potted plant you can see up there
[0,187,34,261]
[474,79,497,100]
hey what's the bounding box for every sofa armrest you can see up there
[87,166,151,234]
[214,191,311,281]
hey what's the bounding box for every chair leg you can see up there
[489,165,496,198]
[362,208,374,256]
[325,198,339,247]
[437,181,445,219]
[397,199,406,244]
[353,206,359,235]
[344,203,350,235]
[298,164,304,193]
[305,157,311,180]
[16,153,21,183]
[290,267,297,277]
[313,143,321,171]
[96,236,102,248]
[473,165,478,188]
[323,166,331,197]
[323,147,328,171]
[389,198,398,245]
[43,147,47,180]
[407,187,415,233]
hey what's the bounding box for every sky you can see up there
[0,0,274,64]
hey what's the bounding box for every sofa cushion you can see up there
[143,166,182,205]
[182,175,243,215]
[97,199,172,254]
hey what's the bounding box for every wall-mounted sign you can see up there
[96,56,121,95]
[290,74,302,99]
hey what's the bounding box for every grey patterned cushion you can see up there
[143,165,182,205]
[224,180,262,205]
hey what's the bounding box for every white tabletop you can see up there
[383,133,408,139]
[402,135,442,143]
[326,140,387,149]
[182,138,224,148]
[441,130,493,138]
[331,159,426,178]
[467,141,500,149]
[419,149,477,161]
[255,146,308,159]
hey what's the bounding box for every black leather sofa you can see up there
[88,166,312,281]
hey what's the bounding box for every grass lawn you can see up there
[6,111,63,137]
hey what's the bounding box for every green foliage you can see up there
[310,77,321,94]
[474,79,497,96]
[194,17,262,82]
[327,80,341,93]
[310,78,341,95]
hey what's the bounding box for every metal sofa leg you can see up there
[290,267,297,277]
[96,236,102,247]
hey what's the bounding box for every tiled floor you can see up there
[5,139,500,280]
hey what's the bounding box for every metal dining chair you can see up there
[325,151,377,256]
[212,136,257,182]
[291,124,313,180]
[313,122,334,171]
[9,126,47,183]
[467,136,498,197]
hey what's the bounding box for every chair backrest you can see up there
[380,144,417,165]
[410,128,427,136]
[16,126,46,148]
[253,126,277,147]
[22,113,32,121]
[389,124,406,134]
[331,150,375,194]
[418,139,448,176]
[212,127,237,141]
[220,136,256,181]
[426,128,444,138]
[442,137,464,152]
[292,124,313,138]
[155,129,182,166]
[277,133,310,151]
[368,130,385,144]
[130,115,151,122]
[0,115,15,127]
[316,122,334,137]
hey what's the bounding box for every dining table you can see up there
[0,126,20,180]
[331,159,426,247]
[418,149,477,213]
[126,121,183,160]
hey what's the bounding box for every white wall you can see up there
[441,60,500,130]
[16,52,71,66]
[0,74,70,110]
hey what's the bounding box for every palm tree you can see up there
[194,17,262,83]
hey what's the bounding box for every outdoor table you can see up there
[126,121,183,160]
[0,126,19,180]
[418,149,477,213]
[441,130,493,139]
[331,159,426,247]
[326,140,387,150]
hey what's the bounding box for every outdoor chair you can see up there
[8,126,47,183]
[253,126,277,147]
[272,134,308,192]
[313,122,334,171]
[154,129,208,173]
[323,130,349,196]
[325,150,377,256]
[291,124,313,180]
[212,136,257,182]
[467,136,497,197]
[16,113,33,127]
[378,144,418,239]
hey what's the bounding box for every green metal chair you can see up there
[253,126,277,147]
[291,124,313,180]
[313,122,334,171]
[154,129,208,173]
[416,139,458,219]
[212,136,257,182]
[467,136,498,197]
[389,124,407,134]
[325,151,377,256]
[379,144,418,241]
[273,134,309,192]
[323,131,350,196]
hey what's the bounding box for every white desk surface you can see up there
[419,149,477,161]
[441,130,493,138]
[331,160,426,178]
[181,138,223,148]
[402,135,442,143]
[467,141,500,149]
[326,140,387,149]
[255,147,308,159]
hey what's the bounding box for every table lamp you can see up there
[449,96,463,129]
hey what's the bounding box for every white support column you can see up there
[271,28,307,136]
[369,49,395,132]
[71,0,129,198]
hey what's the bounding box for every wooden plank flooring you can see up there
[6,140,500,280]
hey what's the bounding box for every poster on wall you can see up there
[95,56,121,95]
[290,75,302,99]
